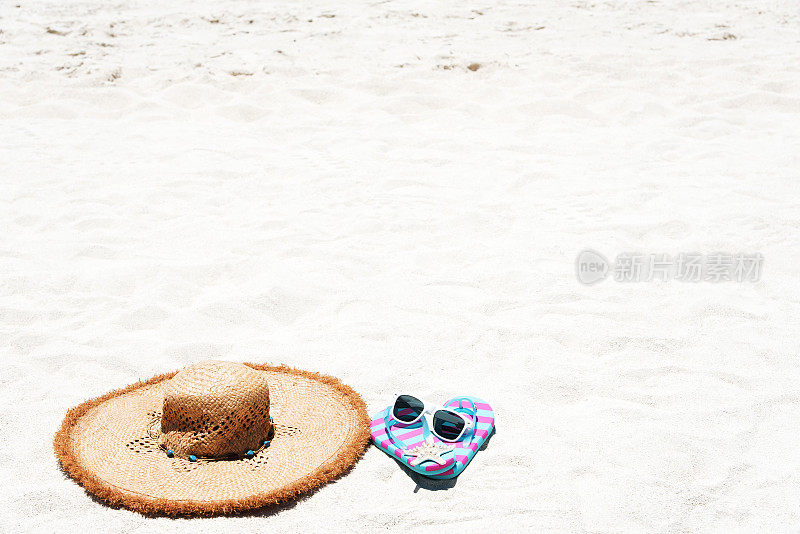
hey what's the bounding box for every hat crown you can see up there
[159,360,271,458]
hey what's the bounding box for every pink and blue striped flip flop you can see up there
[370,396,494,479]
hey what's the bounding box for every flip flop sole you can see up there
[370,396,495,479]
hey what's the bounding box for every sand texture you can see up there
[1,0,799,531]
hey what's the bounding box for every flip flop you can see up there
[370,396,494,479]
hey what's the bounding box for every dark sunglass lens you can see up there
[433,410,465,440]
[393,395,424,423]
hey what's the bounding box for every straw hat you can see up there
[54,360,371,516]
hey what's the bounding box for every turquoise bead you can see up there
[188,455,197,462]
[166,450,174,458]
[263,440,271,447]
[269,416,274,422]
[246,450,255,458]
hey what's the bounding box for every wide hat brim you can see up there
[54,363,371,516]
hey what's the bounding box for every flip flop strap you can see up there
[446,396,479,445]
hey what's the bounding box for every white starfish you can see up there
[404,442,454,466]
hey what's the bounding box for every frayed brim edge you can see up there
[53,363,372,517]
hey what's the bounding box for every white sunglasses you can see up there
[390,394,476,442]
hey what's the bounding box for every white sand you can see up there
[1,0,800,531]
